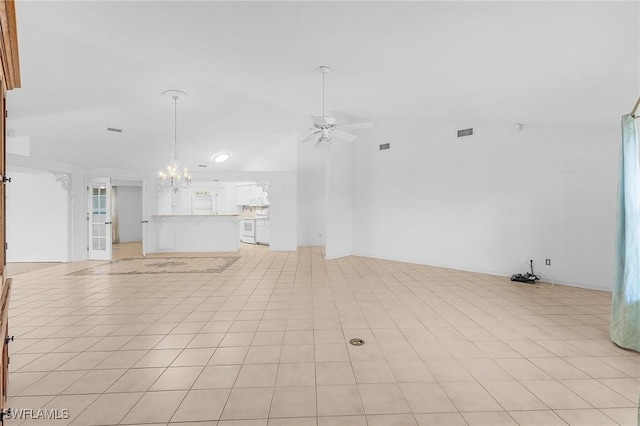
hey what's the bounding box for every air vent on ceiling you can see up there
[457,128,474,137]
[106,127,122,133]
[379,143,391,150]
[198,164,207,168]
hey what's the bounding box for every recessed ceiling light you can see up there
[212,152,230,163]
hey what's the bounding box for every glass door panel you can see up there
[88,177,112,260]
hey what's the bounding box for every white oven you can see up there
[241,218,256,244]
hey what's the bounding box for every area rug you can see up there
[69,256,239,275]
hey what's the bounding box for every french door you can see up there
[88,177,112,260]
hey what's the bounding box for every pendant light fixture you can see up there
[158,90,192,192]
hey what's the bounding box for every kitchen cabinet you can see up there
[249,184,268,206]
[235,184,251,205]
[256,219,270,245]
[155,214,240,252]
[236,183,269,206]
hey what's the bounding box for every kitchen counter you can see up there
[153,214,240,252]
[154,214,239,217]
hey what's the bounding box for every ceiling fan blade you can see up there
[275,126,313,134]
[312,116,336,127]
[300,131,321,144]
[332,128,358,142]
[337,121,373,130]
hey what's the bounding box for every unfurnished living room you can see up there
[0,1,638,425]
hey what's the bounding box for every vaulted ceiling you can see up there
[7,1,639,172]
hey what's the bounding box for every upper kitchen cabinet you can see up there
[250,184,269,207]
[235,183,251,206]
[236,182,269,207]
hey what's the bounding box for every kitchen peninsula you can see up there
[153,214,240,252]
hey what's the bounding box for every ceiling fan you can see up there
[282,66,373,149]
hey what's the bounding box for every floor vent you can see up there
[457,128,473,137]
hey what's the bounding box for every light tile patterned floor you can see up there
[4,244,640,425]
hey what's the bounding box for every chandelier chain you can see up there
[158,90,191,192]
[173,96,178,159]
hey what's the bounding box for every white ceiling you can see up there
[7,1,639,172]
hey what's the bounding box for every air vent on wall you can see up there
[457,128,473,137]
[379,143,391,150]
[106,127,122,133]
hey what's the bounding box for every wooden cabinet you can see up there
[0,279,10,418]
[0,0,21,415]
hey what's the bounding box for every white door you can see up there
[88,177,112,260]
[141,183,147,257]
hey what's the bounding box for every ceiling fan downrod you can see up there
[320,66,331,117]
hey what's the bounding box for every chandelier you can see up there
[158,90,192,192]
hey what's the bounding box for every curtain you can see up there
[611,114,640,352]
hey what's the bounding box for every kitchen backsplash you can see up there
[241,206,269,218]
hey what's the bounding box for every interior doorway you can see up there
[112,242,143,260]
[111,181,144,259]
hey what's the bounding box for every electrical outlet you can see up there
[545,259,551,266]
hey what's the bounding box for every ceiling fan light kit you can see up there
[158,89,192,193]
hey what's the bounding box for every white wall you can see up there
[242,134,298,172]
[114,185,142,242]
[267,173,297,251]
[6,168,69,262]
[297,139,326,247]
[352,119,619,291]
[325,145,353,259]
